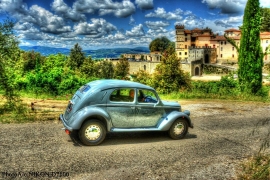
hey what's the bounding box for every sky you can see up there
[0,0,270,50]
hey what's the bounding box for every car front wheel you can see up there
[79,120,106,146]
[169,119,188,139]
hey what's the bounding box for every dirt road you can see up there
[0,100,269,179]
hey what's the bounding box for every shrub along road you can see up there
[0,100,269,179]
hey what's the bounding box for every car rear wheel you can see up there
[79,120,106,146]
[169,119,188,139]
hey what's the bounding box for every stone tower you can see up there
[175,25,190,61]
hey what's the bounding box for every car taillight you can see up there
[65,129,71,135]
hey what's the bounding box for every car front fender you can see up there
[67,106,111,131]
[157,110,193,131]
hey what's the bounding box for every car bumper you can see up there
[59,114,74,132]
[183,110,194,128]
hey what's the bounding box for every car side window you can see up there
[109,88,135,102]
[137,89,158,103]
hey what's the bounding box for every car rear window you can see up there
[79,85,91,93]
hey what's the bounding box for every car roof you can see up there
[87,79,154,91]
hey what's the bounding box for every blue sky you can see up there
[0,0,269,49]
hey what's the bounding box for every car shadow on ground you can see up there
[67,131,197,147]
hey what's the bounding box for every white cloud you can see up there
[74,18,117,38]
[73,0,135,18]
[175,15,206,29]
[0,0,28,15]
[27,5,72,34]
[227,16,243,24]
[145,21,170,30]
[202,0,246,15]
[260,0,270,7]
[51,0,85,22]
[126,24,145,37]
[145,7,184,21]
[129,16,135,26]
[135,0,154,10]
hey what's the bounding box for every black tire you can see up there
[79,120,106,146]
[169,119,188,140]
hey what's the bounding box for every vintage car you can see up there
[59,80,193,146]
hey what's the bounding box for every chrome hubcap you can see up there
[85,125,101,140]
[173,122,185,135]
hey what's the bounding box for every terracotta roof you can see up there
[260,32,270,35]
[197,34,213,37]
[210,36,226,41]
[224,29,241,32]
[209,35,240,41]
[191,28,202,32]
[184,30,191,34]
[260,32,270,39]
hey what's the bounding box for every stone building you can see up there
[110,25,270,77]
[175,25,270,76]
[122,51,162,62]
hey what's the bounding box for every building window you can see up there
[179,52,181,55]
[221,54,223,58]
[221,47,223,51]
[221,41,223,45]
[213,45,216,48]
[144,65,146,71]
[232,47,234,51]
[185,52,187,55]
[225,41,227,45]
[185,45,187,49]
[232,54,234,58]
[267,40,269,43]
[185,38,187,42]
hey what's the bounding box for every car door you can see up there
[106,88,136,128]
[134,89,165,127]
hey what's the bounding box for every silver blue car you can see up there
[59,80,193,145]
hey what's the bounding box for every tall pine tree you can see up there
[238,0,263,94]
[67,43,85,70]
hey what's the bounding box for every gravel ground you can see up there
[0,100,269,180]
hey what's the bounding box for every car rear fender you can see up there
[68,106,111,131]
[157,110,192,131]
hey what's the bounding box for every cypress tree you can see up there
[238,0,263,94]
[68,43,85,70]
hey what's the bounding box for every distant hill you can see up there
[19,46,150,59]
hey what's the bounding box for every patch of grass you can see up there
[16,90,73,101]
[0,110,58,124]
[159,83,270,102]
[237,154,270,180]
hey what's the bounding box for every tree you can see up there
[98,60,114,79]
[0,19,22,112]
[21,51,45,72]
[67,43,85,70]
[238,0,263,94]
[261,8,270,32]
[133,70,152,86]
[114,57,129,79]
[80,56,96,77]
[152,45,191,93]
[149,36,171,52]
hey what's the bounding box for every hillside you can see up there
[19,46,150,59]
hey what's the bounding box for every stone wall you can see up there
[129,61,159,74]
[111,60,192,75]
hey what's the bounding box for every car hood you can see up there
[161,100,180,108]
